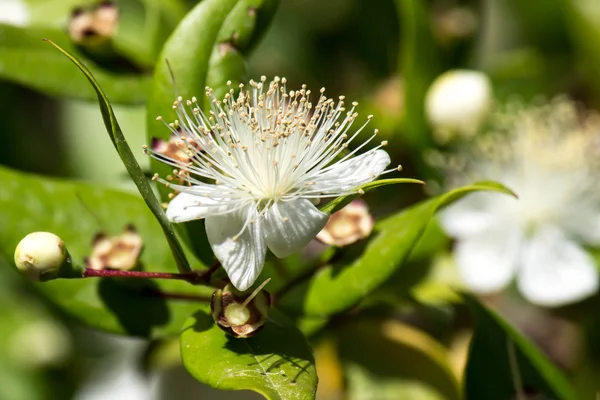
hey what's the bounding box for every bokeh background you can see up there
[2,0,600,399]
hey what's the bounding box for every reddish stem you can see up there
[82,261,221,285]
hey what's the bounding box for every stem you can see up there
[82,261,221,285]
[273,263,323,302]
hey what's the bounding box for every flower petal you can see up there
[166,190,222,223]
[312,149,391,193]
[264,198,329,258]
[560,210,600,246]
[205,205,266,291]
[440,192,513,238]
[518,226,598,307]
[454,225,521,293]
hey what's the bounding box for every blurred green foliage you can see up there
[2,0,600,399]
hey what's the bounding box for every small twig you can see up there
[273,263,324,303]
[82,261,221,285]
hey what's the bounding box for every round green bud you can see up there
[14,232,72,281]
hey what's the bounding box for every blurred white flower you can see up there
[425,69,492,143]
[75,336,151,400]
[0,0,28,27]
[438,98,600,306]
[9,319,71,368]
[147,77,394,291]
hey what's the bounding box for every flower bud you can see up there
[68,1,119,46]
[86,225,143,271]
[316,199,374,247]
[211,282,271,338]
[425,69,492,143]
[14,232,74,281]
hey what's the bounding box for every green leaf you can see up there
[146,0,279,263]
[0,166,210,337]
[279,182,516,319]
[180,309,317,399]
[464,294,576,400]
[339,320,460,400]
[46,39,192,273]
[0,24,150,103]
[319,178,425,214]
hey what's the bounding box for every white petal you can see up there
[440,192,513,238]
[560,211,600,246]
[454,226,521,293]
[166,190,221,223]
[0,1,29,27]
[205,206,266,291]
[264,198,329,258]
[518,226,598,307]
[313,149,391,193]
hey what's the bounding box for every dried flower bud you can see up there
[68,1,119,45]
[433,7,478,43]
[425,69,492,143]
[211,281,271,338]
[316,199,374,247]
[14,232,76,281]
[86,225,143,271]
[151,132,203,164]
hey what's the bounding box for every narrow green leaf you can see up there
[464,294,576,400]
[45,39,192,274]
[180,309,317,399]
[0,166,210,337]
[0,24,149,103]
[279,182,516,319]
[146,0,279,263]
[319,178,425,214]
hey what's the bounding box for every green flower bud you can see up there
[14,232,83,281]
[211,280,271,338]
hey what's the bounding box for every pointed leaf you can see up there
[463,294,576,400]
[46,39,192,273]
[180,309,317,399]
[319,178,425,214]
[278,182,516,320]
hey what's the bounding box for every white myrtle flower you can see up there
[147,76,395,291]
[437,97,600,307]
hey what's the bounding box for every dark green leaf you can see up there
[46,39,192,273]
[0,24,150,103]
[180,309,317,399]
[464,294,576,400]
[338,320,460,400]
[0,166,210,337]
[278,182,516,319]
